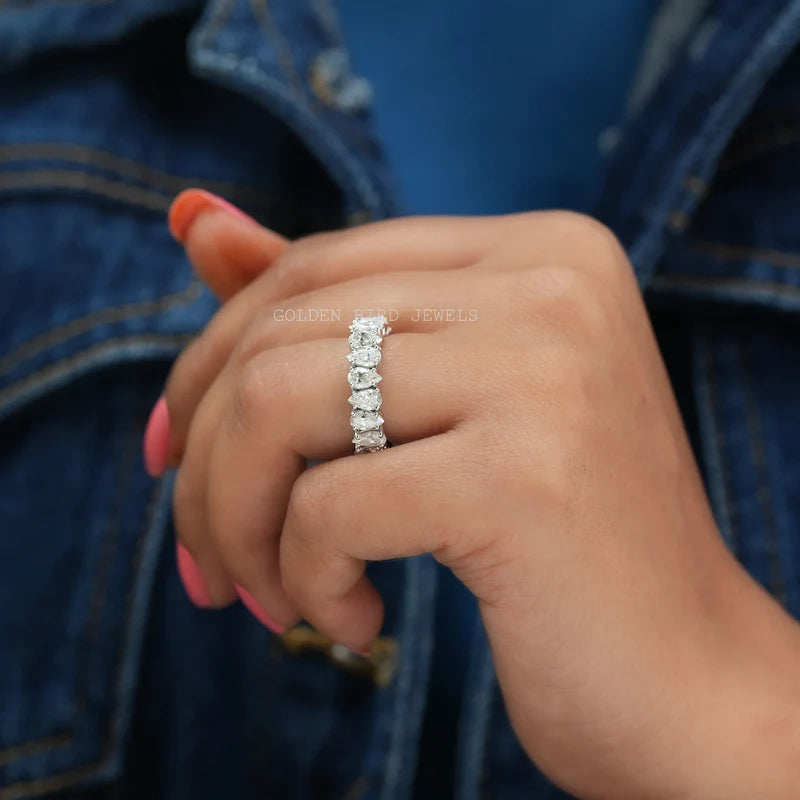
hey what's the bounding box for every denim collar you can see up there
[596,0,800,287]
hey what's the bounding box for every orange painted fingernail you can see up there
[143,396,170,477]
[235,585,286,634]
[168,189,255,243]
[176,542,212,607]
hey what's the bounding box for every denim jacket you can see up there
[1,1,800,798]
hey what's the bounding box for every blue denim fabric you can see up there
[2,1,800,798]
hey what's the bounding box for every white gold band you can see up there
[347,315,390,453]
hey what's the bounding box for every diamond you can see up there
[348,388,382,410]
[351,410,384,430]
[347,346,381,367]
[349,329,381,350]
[348,367,382,390]
[353,429,387,449]
[351,315,387,333]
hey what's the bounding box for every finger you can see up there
[165,260,484,465]
[216,267,487,374]
[169,189,289,300]
[197,331,470,631]
[172,472,237,608]
[171,270,479,617]
[162,214,502,465]
[280,433,479,651]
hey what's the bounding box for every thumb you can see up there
[168,189,289,301]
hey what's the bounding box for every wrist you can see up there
[670,560,800,799]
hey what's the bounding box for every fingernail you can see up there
[235,585,286,634]
[143,396,170,477]
[176,542,212,607]
[168,188,255,243]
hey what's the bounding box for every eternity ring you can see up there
[347,315,391,453]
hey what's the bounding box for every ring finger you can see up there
[171,270,484,607]
[174,327,472,630]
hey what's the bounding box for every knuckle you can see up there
[287,467,339,529]
[570,279,617,339]
[229,354,287,435]
[524,262,583,302]
[552,210,621,252]
[231,314,274,366]
[505,264,586,325]
[510,262,620,342]
[549,211,631,280]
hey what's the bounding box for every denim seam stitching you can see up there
[0,734,71,768]
[0,169,179,213]
[455,620,495,800]
[380,557,435,800]
[250,0,305,99]
[650,275,800,301]
[475,652,494,799]
[0,479,166,798]
[193,0,235,50]
[0,333,193,413]
[0,143,274,204]
[380,558,419,800]
[689,239,800,271]
[75,418,143,706]
[0,278,200,376]
[737,335,788,604]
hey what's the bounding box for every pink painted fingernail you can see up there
[168,188,256,243]
[235,585,286,633]
[176,542,212,607]
[143,396,170,477]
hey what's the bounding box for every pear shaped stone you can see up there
[353,429,387,449]
[351,315,387,333]
[347,347,381,368]
[348,388,382,410]
[350,410,384,430]
[349,330,381,350]
[348,367,382,390]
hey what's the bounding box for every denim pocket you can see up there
[0,365,177,799]
[0,155,215,796]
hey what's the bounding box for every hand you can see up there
[154,190,800,799]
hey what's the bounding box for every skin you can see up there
[163,204,800,799]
